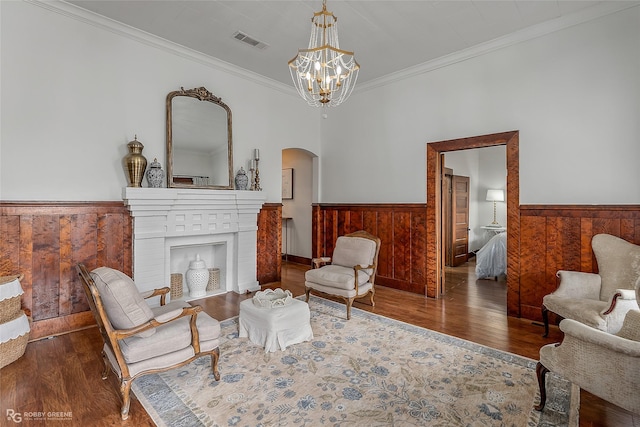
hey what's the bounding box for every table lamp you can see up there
[486,189,504,226]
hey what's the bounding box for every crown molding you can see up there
[25,0,297,97]
[23,0,639,99]
[356,1,640,93]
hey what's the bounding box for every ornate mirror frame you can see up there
[166,86,233,189]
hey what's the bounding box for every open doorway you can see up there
[281,148,318,266]
[426,131,521,317]
[442,147,507,298]
[444,146,507,259]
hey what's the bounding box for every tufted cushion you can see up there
[332,236,377,273]
[91,267,155,337]
[592,234,640,302]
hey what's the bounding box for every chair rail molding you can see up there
[123,188,266,296]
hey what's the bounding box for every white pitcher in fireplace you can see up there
[186,254,208,298]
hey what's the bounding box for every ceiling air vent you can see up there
[232,31,269,50]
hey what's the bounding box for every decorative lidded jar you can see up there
[123,135,147,187]
[185,254,208,298]
[146,158,165,188]
[235,167,249,190]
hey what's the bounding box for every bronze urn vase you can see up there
[124,135,147,187]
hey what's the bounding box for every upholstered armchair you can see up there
[541,233,640,336]
[305,230,381,320]
[535,306,640,414]
[76,264,221,420]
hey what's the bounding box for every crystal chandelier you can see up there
[288,0,359,107]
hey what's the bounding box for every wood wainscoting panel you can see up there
[519,205,640,322]
[0,202,132,340]
[7,201,638,337]
[257,203,282,285]
[312,204,428,294]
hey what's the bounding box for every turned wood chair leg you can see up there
[542,305,550,337]
[120,378,133,420]
[345,297,355,320]
[534,362,549,411]
[369,290,375,307]
[305,287,311,302]
[101,351,110,380]
[211,348,221,381]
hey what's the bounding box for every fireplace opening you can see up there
[168,240,229,301]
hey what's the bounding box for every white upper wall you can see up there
[0,1,320,202]
[320,6,640,204]
[2,2,639,207]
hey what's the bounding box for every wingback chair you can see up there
[535,286,640,414]
[305,230,381,320]
[76,264,221,420]
[541,233,640,336]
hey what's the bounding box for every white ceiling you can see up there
[68,1,631,86]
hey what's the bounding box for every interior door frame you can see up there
[426,131,521,316]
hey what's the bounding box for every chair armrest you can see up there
[354,264,374,275]
[617,289,638,300]
[312,257,332,269]
[113,305,202,339]
[553,270,601,299]
[601,289,640,315]
[560,318,640,356]
[352,264,375,294]
[140,287,171,306]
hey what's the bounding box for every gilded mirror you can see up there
[167,87,233,189]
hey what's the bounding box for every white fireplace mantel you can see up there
[123,187,266,297]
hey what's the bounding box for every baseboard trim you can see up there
[282,255,311,266]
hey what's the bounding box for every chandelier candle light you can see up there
[288,0,359,107]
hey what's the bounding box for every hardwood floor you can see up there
[1,261,636,426]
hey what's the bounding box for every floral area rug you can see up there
[132,296,579,426]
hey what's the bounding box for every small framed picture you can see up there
[282,168,293,200]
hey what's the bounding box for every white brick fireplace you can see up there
[123,188,266,298]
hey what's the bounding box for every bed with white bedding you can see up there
[475,231,507,279]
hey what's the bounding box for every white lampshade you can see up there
[486,189,504,202]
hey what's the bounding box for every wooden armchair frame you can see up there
[305,230,381,319]
[76,263,220,420]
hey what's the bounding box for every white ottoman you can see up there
[239,298,313,352]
